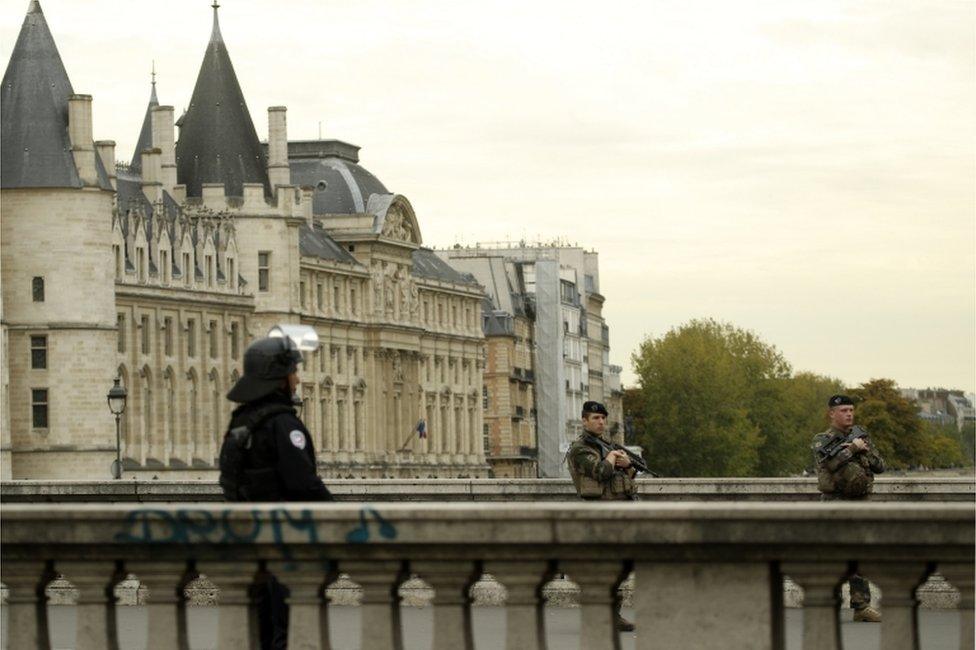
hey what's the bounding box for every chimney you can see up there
[301,185,314,227]
[267,106,290,188]
[95,140,116,190]
[68,94,98,186]
[140,148,163,203]
[151,105,177,191]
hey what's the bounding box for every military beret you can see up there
[582,401,609,416]
[827,394,854,407]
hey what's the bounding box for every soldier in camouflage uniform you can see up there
[567,401,638,633]
[811,394,886,623]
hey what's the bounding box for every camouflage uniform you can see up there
[811,427,885,499]
[567,427,639,633]
[811,426,886,610]
[567,431,638,501]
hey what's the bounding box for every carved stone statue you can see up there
[395,267,409,317]
[382,205,412,242]
[384,265,396,317]
[371,262,384,314]
[392,353,404,384]
[408,279,420,320]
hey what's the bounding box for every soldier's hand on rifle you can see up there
[605,450,631,469]
[850,437,868,453]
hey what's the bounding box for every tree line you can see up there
[624,318,974,477]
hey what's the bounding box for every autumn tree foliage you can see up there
[629,319,967,476]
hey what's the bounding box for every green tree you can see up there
[919,420,970,468]
[763,371,846,475]
[958,422,976,465]
[621,387,649,445]
[631,319,791,476]
[848,379,927,469]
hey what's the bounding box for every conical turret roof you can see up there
[175,4,270,197]
[1,0,80,188]
[130,71,159,174]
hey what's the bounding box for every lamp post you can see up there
[107,377,127,480]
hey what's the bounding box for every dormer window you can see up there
[136,248,146,282]
[160,249,170,284]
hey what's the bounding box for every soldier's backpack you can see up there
[218,403,294,501]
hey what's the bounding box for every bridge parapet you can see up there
[2,476,973,502]
[1,502,973,649]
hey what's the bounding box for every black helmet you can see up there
[226,336,302,403]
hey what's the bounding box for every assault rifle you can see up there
[815,425,870,465]
[587,433,660,478]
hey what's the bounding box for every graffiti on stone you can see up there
[113,506,397,548]
[345,506,397,544]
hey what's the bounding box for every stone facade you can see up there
[0,2,487,480]
[437,244,621,477]
[2,186,118,479]
[483,314,537,477]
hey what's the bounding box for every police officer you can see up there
[566,400,638,633]
[223,334,333,648]
[224,335,332,501]
[811,394,885,623]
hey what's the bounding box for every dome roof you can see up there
[283,140,390,215]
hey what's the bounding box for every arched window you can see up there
[163,368,175,462]
[186,369,198,460]
[140,366,152,463]
[208,369,221,464]
[117,365,130,458]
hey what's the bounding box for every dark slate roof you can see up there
[299,223,361,266]
[282,140,389,215]
[411,248,481,287]
[116,175,154,219]
[1,1,77,188]
[175,6,269,198]
[129,80,158,172]
[483,309,516,337]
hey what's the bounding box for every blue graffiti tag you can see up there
[114,506,396,547]
[345,506,397,544]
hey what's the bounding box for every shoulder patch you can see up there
[289,429,307,450]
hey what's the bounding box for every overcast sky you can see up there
[2,0,973,392]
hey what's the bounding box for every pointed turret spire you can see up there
[211,1,222,41]
[176,1,270,197]
[1,0,80,188]
[130,63,159,173]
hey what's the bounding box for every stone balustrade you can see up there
[2,476,973,503]
[1,502,973,650]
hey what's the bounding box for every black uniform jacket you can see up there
[229,391,333,502]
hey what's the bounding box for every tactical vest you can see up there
[814,430,874,499]
[219,402,295,501]
[567,435,636,501]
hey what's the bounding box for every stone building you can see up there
[479,264,538,478]
[0,1,487,480]
[438,243,622,478]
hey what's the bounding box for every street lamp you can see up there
[107,377,127,480]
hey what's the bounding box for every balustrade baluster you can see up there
[484,561,551,650]
[782,562,848,650]
[269,561,331,650]
[343,559,407,650]
[59,560,122,650]
[938,564,975,650]
[635,561,777,650]
[204,561,259,649]
[130,560,192,650]
[412,560,480,650]
[858,561,930,650]
[3,560,52,649]
[563,561,631,650]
